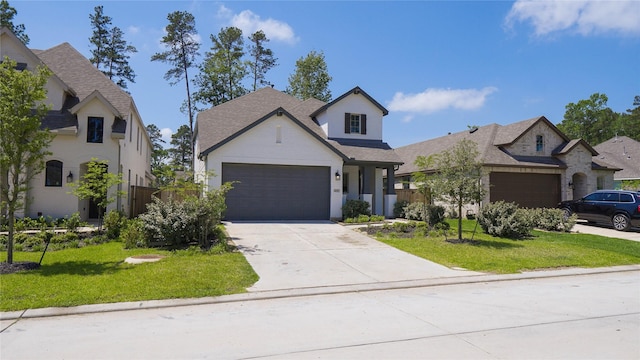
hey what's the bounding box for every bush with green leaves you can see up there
[342,199,371,219]
[139,185,231,248]
[478,201,534,239]
[403,202,426,221]
[103,210,127,239]
[402,203,446,227]
[393,200,409,218]
[121,219,147,249]
[64,212,83,232]
[530,208,577,232]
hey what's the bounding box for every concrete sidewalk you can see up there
[2,269,638,359]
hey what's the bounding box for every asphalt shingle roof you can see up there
[35,42,133,118]
[196,87,403,165]
[594,136,640,180]
[395,116,616,176]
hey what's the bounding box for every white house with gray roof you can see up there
[194,86,403,220]
[394,116,619,209]
[1,27,152,220]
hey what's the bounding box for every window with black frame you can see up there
[87,117,104,143]
[45,160,63,187]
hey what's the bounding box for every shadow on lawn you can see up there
[38,260,125,276]
[448,237,525,249]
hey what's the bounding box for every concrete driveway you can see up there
[225,221,480,292]
[572,221,640,242]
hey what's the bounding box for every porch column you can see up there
[384,166,397,218]
[361,166,375,213]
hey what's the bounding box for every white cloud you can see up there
[387,87,497,116]
[160,127,173,144]
[127,26,140,35]
[505,0,640,36]
[218,5,299,44]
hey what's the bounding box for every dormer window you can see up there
[536,135,544,152]
[344,113,367,135]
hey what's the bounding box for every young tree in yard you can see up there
[248,30,277,91]
[89,6,137,89]
[286,50,332,101]
[0,0,29,44]
[68,158,124,228]
[146,124,173,187]
[168,125,193,172]
[0,58,52,264]
[414,139,486,241]
[193,26,248,109]
[151,11,200,165]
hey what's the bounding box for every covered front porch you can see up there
[340,163,397,218]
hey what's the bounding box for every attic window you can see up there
[344,113,367,135]
[536,135,544,152]
[87,117,104,143]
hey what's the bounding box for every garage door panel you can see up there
[222,163,330,220]
[490,172,560,209]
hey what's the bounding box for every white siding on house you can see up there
[315,94,384,140]
[204,114,344,219]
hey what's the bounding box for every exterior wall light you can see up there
[568,181,573,189]
[335,171,341,181]
[67,171,73,183]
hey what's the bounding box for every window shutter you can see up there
[361,114,367,135]
[344,113,351,134]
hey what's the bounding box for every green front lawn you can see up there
[1,242,258,311]
[376,220,640,274]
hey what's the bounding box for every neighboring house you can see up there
[0,27,152,220]
[194,86,403,220]
[594,136,640,190]
[394,116,619,209]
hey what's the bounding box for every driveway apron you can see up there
[226,221,480,292]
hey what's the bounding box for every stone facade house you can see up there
[1,27,152,220]
[194,86,403,220]
[394,116,619,209]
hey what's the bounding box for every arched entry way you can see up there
[571,172,588,200]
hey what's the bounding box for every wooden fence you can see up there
[129,186,159,218]
[129,186,202,218]
[394,189,430,204]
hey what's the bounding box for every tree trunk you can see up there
[7,211,15,264]
[457,199,463,240]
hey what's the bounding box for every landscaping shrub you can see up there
[393,200,409,218]
[402,202,446,227]
[121,219,147,249]
[344,214,385,223]
[425,204,446,227]
[530,208,577,232]
[478,201,534,239]
[139,187,230,248]
[403,202,426,221]
[103,210,127,239]
[342,199,371,219]
[64,212,83,232]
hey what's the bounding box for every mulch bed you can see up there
[0,261,40,275]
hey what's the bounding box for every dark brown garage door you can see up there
[490,172,560,209]
[222,163,330,220]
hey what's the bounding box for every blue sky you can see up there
[11,0,640,148]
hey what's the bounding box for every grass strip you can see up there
[376,220,640,274]
[1,242,258,311]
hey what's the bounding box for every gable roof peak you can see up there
[310,86,388,117]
